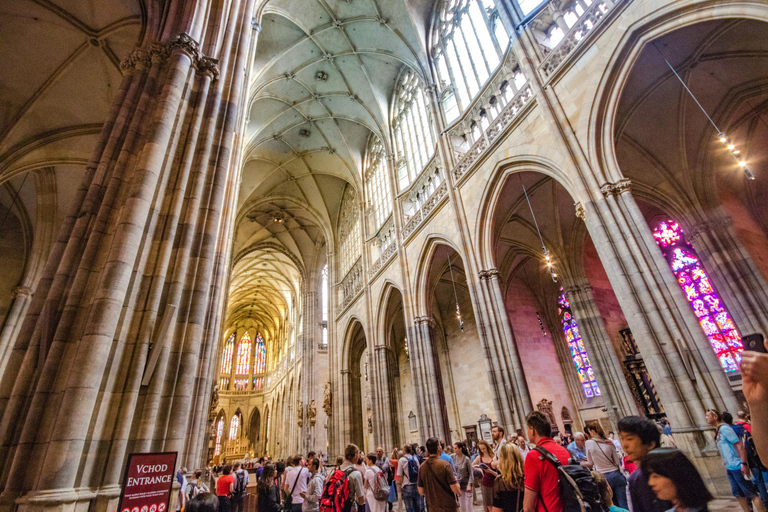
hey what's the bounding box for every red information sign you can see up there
[118,452,178,512]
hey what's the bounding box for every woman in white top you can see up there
[584,424,627,509]
[364,453,388,512]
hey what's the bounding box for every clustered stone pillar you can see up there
[0,0,256,510]
[475,269,532,430]
[300,287,318,452]
[688,211,768,338]
[371,344,399,449]
[560,275,637,423]
[408,317,450,443]
[584,181,739,488]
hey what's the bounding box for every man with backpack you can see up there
[320,445,365,512]
[232,461,250,512]
[396,445,422,512]
[522,411,577,512]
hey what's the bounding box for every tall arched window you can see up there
[365,136,392,230]
[558,289,601,398]
[255,332,266,374]
[393,70,436,190]
[432,0,510,123]
[229,414,240,440]
[338,186,361,276]
[321,264,328,347]
[235,331,251,374]
[652,220,743,372]
[220,332,235,374]
[214,417,224,456]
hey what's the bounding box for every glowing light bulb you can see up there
[728,144,735,150]
[718,132,727,143]
[732,150,740,155]
[738,160,747,167]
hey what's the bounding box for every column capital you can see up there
[13,286,33,299]
[167,32,201,60]
[119,48,151,74]
[689,215,733,240]
[478,268,500,281]
[414,316,435,328]
[197,56,220,80]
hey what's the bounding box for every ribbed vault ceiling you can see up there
[231,0,433,331]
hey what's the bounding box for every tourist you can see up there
[607,432,623,456]
[566,432,590,467]
[642,448,713,512]
[284,455,309,512]
[187,470,211,501]
[257,465,281,512]
[725,411,768,507]
[365,453,388,512]
[256,457,266,480]
[591,472,627,512]
[391,448,403,512]
[396,444,421,512]
[216,465,236,512]
[452,442,474,512]
[187,493,219,512]
[522,411,570,512]
[177,467,189,512]
[491,443,524,512]
[585,423,627,509]
[375,446,391,475]
[618,416,671,512]
[232,461,249,512]
[417,437,459,512]
[439,440,456,472]
[515,436,530,458]
[339,444,366,512]
[472,440,497,512]
[705,409,765,512]
[301,458,324,512]
[492,426,507,459]
[276,461,286,489]
[736,411,752,434]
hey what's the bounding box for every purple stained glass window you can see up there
[653,220,743,372]
[558,289,601,398]
[255,333,266,374]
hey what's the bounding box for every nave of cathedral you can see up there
[1,0,767,510]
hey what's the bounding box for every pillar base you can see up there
[10,488,96,512]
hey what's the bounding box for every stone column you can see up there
[560,276,638,423]
[301,287,318,452]
[476,269,532,430]
[688,211,768,338]
[0,1,256,510]
[0,286,34,376]
[585,182,740,426]
[409,317,450,443]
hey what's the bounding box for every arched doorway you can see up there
[379,286,408,445]
[345,320,369,451]
[248,407,261,455]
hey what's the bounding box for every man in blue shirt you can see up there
[566,432,592,468]
[439,440,456,472]
[706,409,764,512]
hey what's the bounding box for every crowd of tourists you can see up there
[177,341,768,512]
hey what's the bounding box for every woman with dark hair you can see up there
[257,465,282,512]
[642,448,714,512]
[216,465,235,512]
[453,442,473,512]
[187,493,219,512]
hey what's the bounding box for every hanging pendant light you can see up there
[520,175,558,282]
[447,254,464,331]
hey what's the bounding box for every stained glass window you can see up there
[253,376,264,390]
[558,289,601,398]
[235,331,251,374]
[214,418,223,456]
[219,378,229,390]
[229,414,240,439]
[220,333,234,374]
[255,332,266,374]
[653,220,743,372]
[234,378,248,391]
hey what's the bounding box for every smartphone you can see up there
[743,333,767,353]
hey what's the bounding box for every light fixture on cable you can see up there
[654,42,755,181]
[521,175,558,283]
[447,254,464,332]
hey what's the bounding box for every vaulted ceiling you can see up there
[615,19,768,226]
[230,0,435,331]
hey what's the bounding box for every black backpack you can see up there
[742,428,766,471]
[406,457,419,482]
[534,446,603,512]
[234,470,247,497]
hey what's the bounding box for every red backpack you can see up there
[320,468,356,512]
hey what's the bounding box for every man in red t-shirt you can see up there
[522,411,570,512]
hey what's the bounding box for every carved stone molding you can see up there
[197,56,221,80]
[574,202,585,220]
[119,48,151,74]
[600,179,632,197]
[167,32,200,59]
[688,215,734,241]
[119,34,220,81]
[414,316,436,328]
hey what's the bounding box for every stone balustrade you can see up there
[336,258,364,317]
[401,181,449,239]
